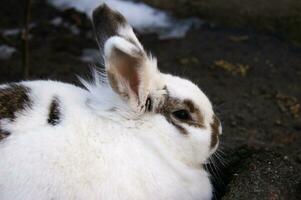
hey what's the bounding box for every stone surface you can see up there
[221,148,301,200]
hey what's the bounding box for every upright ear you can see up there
[92,4,158,112]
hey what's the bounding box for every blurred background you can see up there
[0,0,300,199]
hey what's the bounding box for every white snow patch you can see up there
[1,23,37,37]
[2,29,21,36]
[0,45,17,60]
[49,0,201,39]
[70,25,80,35]
[50,17,80,34]
[50,17,63,26]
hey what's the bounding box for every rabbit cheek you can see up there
[47,97,61,126]
[0,84,32,141]
[170,120,189,135]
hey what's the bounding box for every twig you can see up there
[21,0,32,79]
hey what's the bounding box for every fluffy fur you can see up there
[0,4,221,200]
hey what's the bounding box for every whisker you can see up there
[214,152,228,167]
[212,155,224,180]
[216,148,226,155]
[209,156,223,182]
[207,157,217,179]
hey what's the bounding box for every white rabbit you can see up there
[0,4,222,200]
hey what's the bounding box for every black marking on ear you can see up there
[92,4,127,50]
[0,84,32,121]
[47,97,61,126]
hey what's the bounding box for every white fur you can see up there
[117,24,144,51]
[0,72,216,200]
[104,36,140,57]
[0,79,213,200]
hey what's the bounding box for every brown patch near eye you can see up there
[0,84,32,121]
[183,99,196,112]
[210,115,220,148]
[155,89,184,134]
[183,100,204,128]
[155,88,204,134]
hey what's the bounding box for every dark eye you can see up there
[172,110,192,121]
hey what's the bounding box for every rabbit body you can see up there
[0,80,212,200]
[0,4,222,200]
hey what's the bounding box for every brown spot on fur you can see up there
[145,96,152,112]
[0,84,31,141]
[47,97,61,126]
[0,84,31,121]
[210,115,220,148]
[183,99,196,112]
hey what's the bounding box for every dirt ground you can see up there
[139,0,301,43]
[0,0,300,199]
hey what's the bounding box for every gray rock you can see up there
[221,148,301,200]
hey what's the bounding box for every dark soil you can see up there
[0,0,300,199]
[138,0,301,44]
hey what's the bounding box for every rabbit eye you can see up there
[172,109,192,121]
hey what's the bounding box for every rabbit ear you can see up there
[92,4,158,112]
[92,4,143,55]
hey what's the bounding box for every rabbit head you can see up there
[91,4,222,168]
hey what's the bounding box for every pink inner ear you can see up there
[119,63,140,97]
[111,47,142,98]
